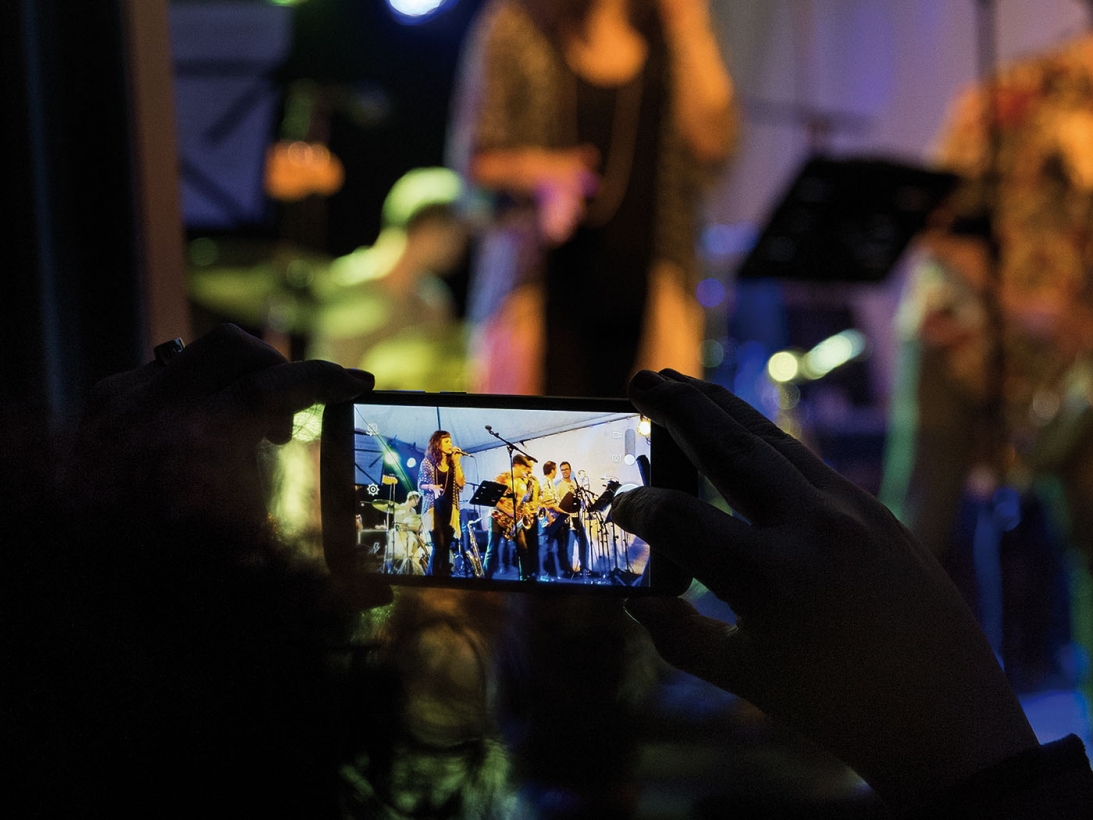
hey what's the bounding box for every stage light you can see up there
[696,277,726,308]
[701,339,725,368]
[384,452,399,466]
[701,222,755,258]
[767,351,800,383]
[188,237,218,267]
[800,329,867,380]
[778,383,801,410]
[387,0,453,23]
[637,417,652,438]
[406,457,418,469]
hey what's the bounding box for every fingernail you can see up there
[622,597,659,625]
[629,370,665,392]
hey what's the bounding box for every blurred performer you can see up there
[418,431,466,578]
[189,168,469,392]
[307,167,470,391]
[484,455,534,581]
[537,461,567,578]
[448,0,737,396]
[882,28,1093,689]
[555,461,590,576]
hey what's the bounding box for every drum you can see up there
[357,528,387,551]
[396,513,423,531]
[356,529,388,574]
[388,527,426,575]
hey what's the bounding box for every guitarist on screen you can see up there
[554,461,590,578]
[537,461,568,579]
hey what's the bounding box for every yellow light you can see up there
[767,351,800,383]
[637,417,652,437]
[801,329,867,380]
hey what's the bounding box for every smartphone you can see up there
[321,392,694,595]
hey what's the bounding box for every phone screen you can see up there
[322,393,691,594]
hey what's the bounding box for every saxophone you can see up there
[493,479,538,541]
[462,517,485,577]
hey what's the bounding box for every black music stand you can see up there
[469,481,507,508]
[736,156,959,283]
[587,480,620,514]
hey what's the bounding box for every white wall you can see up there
[711,0,1091,230]
[706,0,1091,408]
[462,415,648,511]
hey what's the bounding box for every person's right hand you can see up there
[531,145,600,244]
[612,369,1038,810]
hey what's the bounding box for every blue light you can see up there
[695,277,726,308]
[387,0,451,22]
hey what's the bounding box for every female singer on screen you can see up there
[417,430,466,577]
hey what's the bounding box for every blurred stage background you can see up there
[6,0,1091,816]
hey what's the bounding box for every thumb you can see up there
[625,596,746,694]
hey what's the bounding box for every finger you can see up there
[612,487,766,612]
[627,370,817,523]
[336,574,393,611]
[624,596,747,695]
[166,324,286,400]
[211,360,373,441]
[264,368,375,445]
[658,369,854,495]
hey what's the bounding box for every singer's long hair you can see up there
[425,430,451,466]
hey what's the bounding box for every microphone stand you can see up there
[574,474,599,582]
[971,0,1009,664]
[485,427,538,580]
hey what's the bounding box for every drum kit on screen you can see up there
[370,475,430,575]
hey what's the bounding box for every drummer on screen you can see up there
[394,491,423,529]
[417,430,465,578]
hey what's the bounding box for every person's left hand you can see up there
[68,324,373,534]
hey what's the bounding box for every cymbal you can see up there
[372,500,399,513]
[381,475,398,485]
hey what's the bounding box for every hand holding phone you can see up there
[614,369,1039,808]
